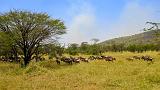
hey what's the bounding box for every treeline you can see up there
[65,42,160,55]
[65,42,103,55]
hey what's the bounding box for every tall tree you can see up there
[0,10,66,66]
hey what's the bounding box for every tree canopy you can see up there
[0,10,66,66]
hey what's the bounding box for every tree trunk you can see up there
[24,58,29,66]
[24,55,31,66]
[23,46,32,66]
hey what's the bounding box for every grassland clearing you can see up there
[0,51,160,90]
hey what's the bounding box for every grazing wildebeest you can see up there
[88,56,96,60]
[82,59,89,62]
[96,56,103,60]
[61,57,73,64]
[73,58,80,63]
[141,55,153,62]
[56,59,60,65]
[78,57,89,62]
[104,56,116,62]
[70,56,80,63]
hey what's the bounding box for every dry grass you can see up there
[0,51,160,90]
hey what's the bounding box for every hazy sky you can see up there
[0,0,160,44]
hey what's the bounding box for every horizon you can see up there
[0,0,160,44]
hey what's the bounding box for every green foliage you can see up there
[87,44,103,55]
[100,30,158,47]
[66,43,79,55]
[65,42,104,55]
[0,10,66,66]
[0,32,15,57]
[24,63,47,75]
[46,43,65,59]
[126,44,157,53]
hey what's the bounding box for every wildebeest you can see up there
[88,56,96,60]
[70,56,80,63]
[0,56,21,63]
[32,56,45,62]
[141,55,153,62]
[74,59,80,63]
[78,57,89,62]
[103,56,116,62]
[56,59,61,65]
[96,56,103,60]
[61,57,73,64]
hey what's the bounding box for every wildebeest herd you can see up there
[126,55,153,61]
[0,56,21,63]
[55,55,153,65]
[57,55,116,65]
[0,56,45,63]
[0,55,154,65]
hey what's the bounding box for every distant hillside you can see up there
[100,30,160,46]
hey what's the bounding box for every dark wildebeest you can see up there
[61,57,73,64]
[88,56,96,61]
[104,56,116,62]
[78,57,89,62]
[141,55,153,62]
[73,58,80,63]
[70,56,80,63]
[101,55,106,60]
[96,56,103,60]
[56,59,61,65]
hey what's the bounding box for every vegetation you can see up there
[0,9,160,90]
[0,10,66,66]
[100,30,157,46]
[0,52,160,90]
[65,42,103,55]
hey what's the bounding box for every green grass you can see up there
[0,51,160,90]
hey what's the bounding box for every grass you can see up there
[0,51,160,90]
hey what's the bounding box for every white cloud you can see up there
[61,0,98,44]
[109,1,158,38]
[68,13,95,42]
[61,0,160,45]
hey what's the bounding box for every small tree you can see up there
[144,22,160,47]
[0,10,66,66]
[91,38,99,44]
[79,42,89,54]
[66,43,79,55]
[46,43,65,59]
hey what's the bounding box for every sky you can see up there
[0,0,160,45]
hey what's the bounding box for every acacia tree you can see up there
[0,10,66,66]
[91,38,99,44]
[144,22,160,50]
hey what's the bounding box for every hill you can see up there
[100,30,159,46]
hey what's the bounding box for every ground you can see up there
[0,51,160,90]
